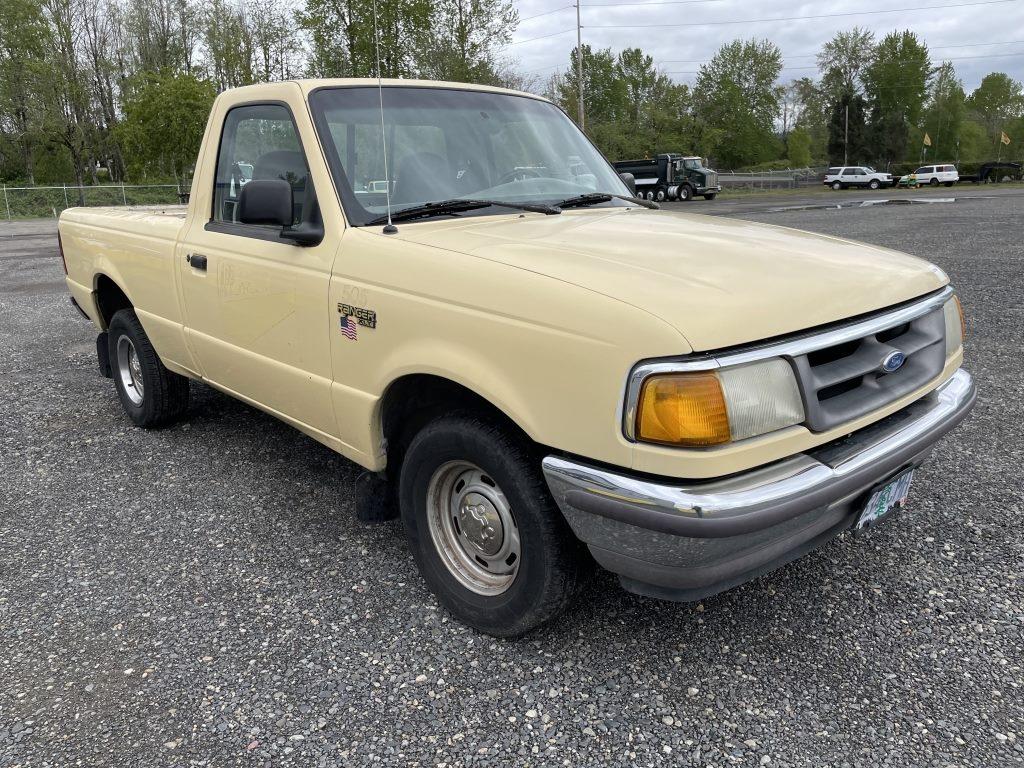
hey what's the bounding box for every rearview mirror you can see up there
[238,179,292,226]
[618,172,636,196]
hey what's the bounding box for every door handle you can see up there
[187,253,208,271]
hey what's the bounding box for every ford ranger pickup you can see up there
[59,80,976,637]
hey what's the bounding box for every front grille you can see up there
[705,171,718,187]
[790,306,946,432]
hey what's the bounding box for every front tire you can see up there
[108,309,189,428]
[869,179,880,190]
[399,414,584,637]
[930,177,939,186]
[678,185,692,201]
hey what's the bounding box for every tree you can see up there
[420,0,518,85]
[692,39,784,168]
[966,72,1024,151]
[863,31,932,165]
[118,71,216,180]
[817,27,874,101]
[297,0,432,79]
[555,45,626,128]
[922,62,966,163]
[0,0,51,182]
[827,93,868,164]
[787,127,812,167]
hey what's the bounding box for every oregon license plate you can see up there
[855,469,915,530]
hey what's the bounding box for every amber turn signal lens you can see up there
[954,295,966,340]
[636,373,731,446]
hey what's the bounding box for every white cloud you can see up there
[506,0,1024,91]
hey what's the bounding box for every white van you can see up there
[914,164,959,187]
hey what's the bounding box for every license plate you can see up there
[855,469,915,530]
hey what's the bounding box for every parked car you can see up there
[913,164,959,186]
[59,79,976,637]
[823,166,894,190]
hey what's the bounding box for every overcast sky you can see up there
[505,0,1024,93]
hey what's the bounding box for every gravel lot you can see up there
[1,196,1022,767]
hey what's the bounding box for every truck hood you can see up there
[392,208,948,351]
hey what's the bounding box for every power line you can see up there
[662,51,1024,76]
[519,5,574,23]
[582,0,1020,29]
[505,28,576,47]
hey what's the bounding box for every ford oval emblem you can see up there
[882,350,906,373]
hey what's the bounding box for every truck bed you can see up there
[59,205,189,364]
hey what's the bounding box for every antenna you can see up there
[373,0,397,235]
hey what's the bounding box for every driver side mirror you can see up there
[618,172,636,196]
[238,179,293,227]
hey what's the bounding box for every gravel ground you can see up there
[1,198,1021,767]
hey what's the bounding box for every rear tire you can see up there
[399,414,584,637]
[108,309,189,428]
[930,178,939,186]
[655,187,667,202]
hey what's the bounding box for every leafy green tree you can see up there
[693,39,784,168]
[817,27,874,101]
[0,0,51,182]
[827,92,869,164]
[118,71,216,180]
[922,62,966,163]
[863,31,932,165]
[786,127,812,167]
[966,72,1024,152]
[298,0,432,78]
[420,0,518,85]
[556,45,626,128]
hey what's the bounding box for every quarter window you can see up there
[213,104,315,228]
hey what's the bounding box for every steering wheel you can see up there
[496,167,544,185]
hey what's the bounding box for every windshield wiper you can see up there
[365,198,560,226]
[554,193,660,210]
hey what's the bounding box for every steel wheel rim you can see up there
[116,335,144,406]
[426,461,521,596]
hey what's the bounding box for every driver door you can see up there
[177,90,343,441]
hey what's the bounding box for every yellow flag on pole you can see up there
[923,133,932,147]
[1001,131,1011,145]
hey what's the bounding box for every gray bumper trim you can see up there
[543,369,976,540]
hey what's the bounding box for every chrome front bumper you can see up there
[542,369,976,601]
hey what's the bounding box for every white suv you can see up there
[913,164,959,187]
[824,166,894,190]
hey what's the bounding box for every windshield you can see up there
[309,86,631,226]
[683,158,702,170]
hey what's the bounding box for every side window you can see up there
[841,168,856,177]
[213,104,314,227]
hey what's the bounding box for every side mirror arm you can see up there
[280,221,324,247]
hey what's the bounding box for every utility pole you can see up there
[576,1,585,130]
[844,103,849,166]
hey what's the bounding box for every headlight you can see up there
[634,358,804,447]
[943,295,965,357]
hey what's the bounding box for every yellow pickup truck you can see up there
[60,79,975,636]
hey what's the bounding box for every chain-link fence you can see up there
[1,183,191,220]
[717,167,828,191]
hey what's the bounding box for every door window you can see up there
[212,104,316,231]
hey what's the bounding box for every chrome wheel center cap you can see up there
[458,492,502,556]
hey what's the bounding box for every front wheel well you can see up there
[94,274,133,329]
[379,375,534,478]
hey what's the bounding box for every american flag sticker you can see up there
[339,315,358,341]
